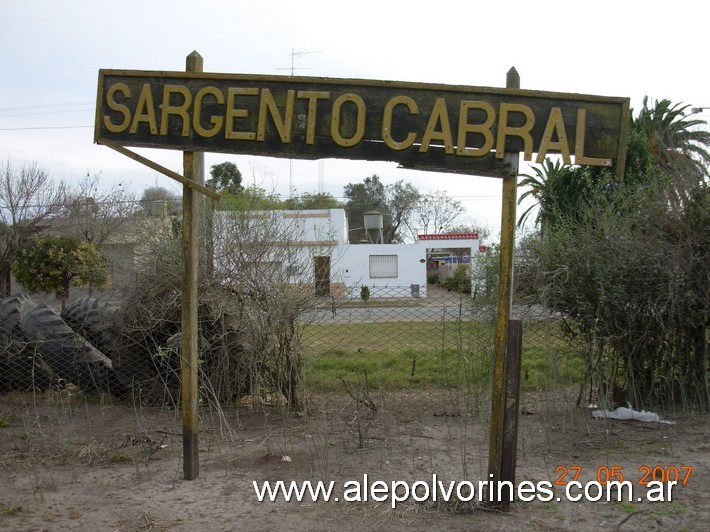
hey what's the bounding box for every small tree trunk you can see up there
[58,280,71,312]
[0,262,12,298]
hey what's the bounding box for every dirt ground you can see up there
[0,389,708,531]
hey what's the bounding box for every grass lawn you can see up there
[301,319,583,392]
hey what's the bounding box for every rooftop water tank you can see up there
[363,210,383,230]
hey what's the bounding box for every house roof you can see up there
[418,233,479,241]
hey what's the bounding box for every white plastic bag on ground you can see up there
[591,406,675,425]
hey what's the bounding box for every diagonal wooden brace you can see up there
[98,138,221,201]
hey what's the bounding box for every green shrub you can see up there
[444,266,471,294]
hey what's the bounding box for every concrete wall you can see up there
[334,243,427,298]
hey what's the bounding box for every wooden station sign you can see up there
[95,70,630,177]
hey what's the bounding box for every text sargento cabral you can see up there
[96,71,629,176]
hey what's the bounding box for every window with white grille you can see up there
[369,254,398,278]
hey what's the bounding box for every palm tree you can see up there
[519,98,710,230]
[634,97,710,201]
[517,158,567,231]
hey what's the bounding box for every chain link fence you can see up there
[0,192,589,413]
[0,282,584,414]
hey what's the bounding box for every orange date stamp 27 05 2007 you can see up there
[554,465,693,486]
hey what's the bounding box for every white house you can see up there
[214,208,482,300]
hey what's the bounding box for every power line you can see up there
[0,101,94,112]
[0,107,94,119]
[0,125,92,131]
[0,101,95,127]
[0,197,173,211]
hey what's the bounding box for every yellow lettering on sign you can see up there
[536,107,571,164]
[382,95,418,150]
[160,84,192,136]
[103,83,131,133]
[226,87,258,140]
[575,109,612,166]
[331,93,365,147]
[193,86,224,138]
[257,89,295,142]
[456,100,495,157]
[419,98,454,154]
[129,83,158,135]
[297,91,330,144]
[495,103,534,161]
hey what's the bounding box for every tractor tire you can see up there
[19,303,115,394]
[0,294,51,393]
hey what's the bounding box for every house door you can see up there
[314,256,331,297]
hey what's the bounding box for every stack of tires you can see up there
[0,294,115,395]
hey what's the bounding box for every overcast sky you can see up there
[2,0,709,238]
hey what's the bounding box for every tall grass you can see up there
[301,319,582,392]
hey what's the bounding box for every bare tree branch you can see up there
[0,161,66,296]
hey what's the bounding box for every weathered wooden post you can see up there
[500,318,523,511]
[181,51,204,480]
[487,67,521,507]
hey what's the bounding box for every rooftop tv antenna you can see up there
[276,48,323,76]
[276,48,323,197]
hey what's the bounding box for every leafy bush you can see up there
[443,266,471,294]
[535,184,709,408]
[12,235,107,306]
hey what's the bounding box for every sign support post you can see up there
[487,67,521,507]
[181,51,204,480]
[500,317,523,511]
